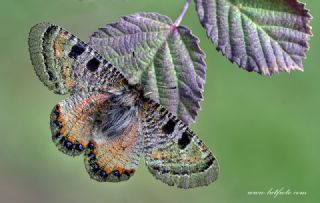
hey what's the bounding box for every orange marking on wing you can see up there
[56,104,61,112]
[57,94,109,141]
[68,136,75,143]
[97,161,104,168]
[103,167,111,174]
[54,35,64,57]
[78,140,86,146]
[54,33,76,89]
[56,104,69,135]
[93,150,98,157]
[103,166,129,174]
[62,60,75,89]
[116,167,129,174]
[95,121,140,172]
[90,140,98,147]
[57,113,67,135]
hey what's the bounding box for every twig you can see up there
[173,0,191,27]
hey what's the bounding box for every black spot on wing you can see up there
[47,70,54,81]
[107,63,113,69]
[162,119,176,134]
[178,131,191,149]
[68,43,85,59]
[86,57,100,72]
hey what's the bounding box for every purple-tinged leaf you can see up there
[194,0,312,75]
[89,12,206,124]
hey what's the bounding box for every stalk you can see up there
[173,0,191,27]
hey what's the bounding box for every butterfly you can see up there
[28,22,219,188]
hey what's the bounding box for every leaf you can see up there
[89,12,206,125]
[194,0,312,75]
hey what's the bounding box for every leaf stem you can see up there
[173,0,191,27]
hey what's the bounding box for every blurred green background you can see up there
[0,0,319,202]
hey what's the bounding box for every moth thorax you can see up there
[112,90,139,107]
[94,101,139,139]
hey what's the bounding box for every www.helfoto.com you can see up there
[247,187,307,198]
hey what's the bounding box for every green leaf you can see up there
[89,12,206,124]
[194,0,312,75]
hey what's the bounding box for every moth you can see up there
[28,22,219,188]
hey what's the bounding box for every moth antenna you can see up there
[107,88,123,95]
[144,92,153,97]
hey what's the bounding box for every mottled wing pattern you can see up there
[142,100,219,188]
[28,22,127,95]
[29,23,141,182]
[50,91,110,156]
[84,112,143,182]
[29,22,219,187]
